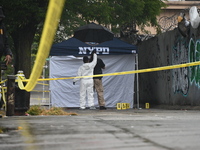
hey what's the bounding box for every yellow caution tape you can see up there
[17,60,200,86]
[0,79,7,85]
[17,76,26,90]
[19,0,65,92]
[31,90,50,92]
[36,82,49,86]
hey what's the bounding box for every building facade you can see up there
[138,1,200,35]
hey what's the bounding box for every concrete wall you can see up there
[138,26,200,106]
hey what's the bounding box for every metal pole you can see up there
[42,67,45,103]
[47,58,51,109]
[49,91,51,109]
[136,54,140,109]
[6,75,15,116]
[42,65,48,104]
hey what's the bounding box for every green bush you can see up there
[26,105,77,116]
[26,105,43,115]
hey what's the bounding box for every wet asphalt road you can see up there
[1,108,200,150]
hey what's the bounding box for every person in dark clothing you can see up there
[0,6,12,110]
[0,6,12,65]
[90,53,106,110]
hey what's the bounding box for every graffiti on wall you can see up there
[173,37,200,95]
[189,38,200,87]
[172,37,189,95]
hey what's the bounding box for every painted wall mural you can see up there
[173,37,200,96]
[138,28,200,105]
[172,37,189,95]
[189,38,200,87]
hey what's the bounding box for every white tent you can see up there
[49,37,137,108]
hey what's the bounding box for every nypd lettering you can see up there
[78,47,109,54]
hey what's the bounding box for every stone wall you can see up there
[138,26,200,106]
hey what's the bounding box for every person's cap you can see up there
[0,6,5,18]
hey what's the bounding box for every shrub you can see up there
[26,105,43,115]
[26,105,77,116]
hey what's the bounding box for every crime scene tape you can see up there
[31,90,50,92]
[0,79,7,85]
[36,82,49,86]
[18,0,65,92]
[17,60,200,86]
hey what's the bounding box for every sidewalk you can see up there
[1,108,200,150]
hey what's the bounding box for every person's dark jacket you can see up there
[0,21,12,57]
[90,53,105,79]
[93,58,105,79]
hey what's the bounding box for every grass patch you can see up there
[0,110,5,117]
[26,105,77,116]
[26,105,43,115]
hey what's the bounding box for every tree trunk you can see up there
[11,22,37,114]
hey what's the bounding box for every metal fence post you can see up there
[6,75,15,116]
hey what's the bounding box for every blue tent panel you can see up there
[50,37,137,56]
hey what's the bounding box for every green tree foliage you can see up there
[1,0,165,75]
[1,0,48,109]
[61,0,165,35]
[1,0,48,77]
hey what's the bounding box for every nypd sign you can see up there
[78,47,109,55]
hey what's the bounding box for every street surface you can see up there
[0,108,200,150]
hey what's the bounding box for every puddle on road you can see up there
[0,126,18,137]
[0,121,39,150]
[0,126,18,133]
